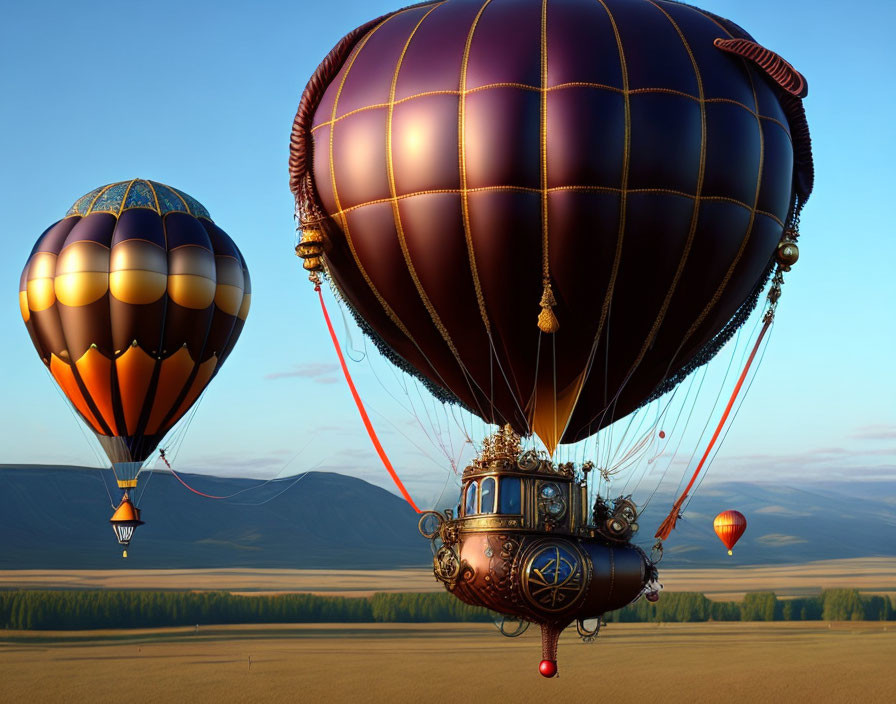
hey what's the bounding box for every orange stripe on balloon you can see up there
[74,347,119,434]
[169,355,218,428]
[145,346,196,435]
[316,285,421,514]
[115,345,157,436]
[49,354,105,434]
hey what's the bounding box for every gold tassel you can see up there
[537,282,559,333]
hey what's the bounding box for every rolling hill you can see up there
[0,465,893,569]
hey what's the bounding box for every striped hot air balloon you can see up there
[19,179,250,553]
[714,510,747,555]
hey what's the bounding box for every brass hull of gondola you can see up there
[447,530,649,624]
[429,521,652,677]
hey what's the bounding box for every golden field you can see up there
[1,622,894,704]
[2,557,895,599]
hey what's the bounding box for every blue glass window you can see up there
[499,477,522,514]
[465,483,478,516]
[480,477,496,514]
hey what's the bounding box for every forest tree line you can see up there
[0,589,892,630]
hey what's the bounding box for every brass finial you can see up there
[776,241,799,270]
[537,281,559,333]
[477,424,522,465]
[776,229,799,271]
[296,227,326,272]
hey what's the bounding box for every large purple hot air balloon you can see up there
[289,0,812,676]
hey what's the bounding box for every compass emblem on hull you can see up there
[521,541,588,613]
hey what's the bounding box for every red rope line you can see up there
[655,315,771,541]
[317,285,421,513]
[157,452,236,499]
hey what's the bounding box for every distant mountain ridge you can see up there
[0,465,893,569]
[0,466,428,569]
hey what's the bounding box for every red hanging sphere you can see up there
[539,660,558,678]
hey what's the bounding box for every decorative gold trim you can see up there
[385,2,471,375]
[520,539,588,613]
[591,0,630,367]
[327,11,422,344]
[327,186,782,226]
[458,0,496,334]
[678,19,767,347]
[615,0,708,386]
[537,0,555,334]
[310,84,793,138]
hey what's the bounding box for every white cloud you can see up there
[264,362,340,382]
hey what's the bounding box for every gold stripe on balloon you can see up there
[168,246,216,309]
[326,13,424,348]
[457,0,496,334]
[110,270,168,305]
[55,241,110,307]
[168,274,216,309]
[614,1,708,393]
[28,251,58,279]
[19,290,30,322]
[54,272,108,307]
[384,2,470,382]
[237,293,251,321]
[109,240,168,304]
[213,256,245,315]
[214,285,244,316]
[556,0,632,438]
[679,21,767,348]
[25,252,57,312]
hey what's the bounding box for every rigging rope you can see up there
[156,438,313,500]
[157,451,242,499]
[655,313,773,541]
[316,282,421,513]
[682,322,774,514]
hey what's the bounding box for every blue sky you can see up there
[1,0,893,507]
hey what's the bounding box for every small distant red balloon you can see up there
[659,431,666,439]
[539,660,558,678]
[713,510,747,555]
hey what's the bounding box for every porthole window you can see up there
[538,482,566,520]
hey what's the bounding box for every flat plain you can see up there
[2,557,895,599]
[1,622,894,704]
